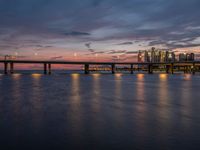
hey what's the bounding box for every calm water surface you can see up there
[0,73,200,149]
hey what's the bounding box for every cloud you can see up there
[50,56,63,60]
[34,45,53,51]
[148,37,200,49]
[85,51,105,56]
[116,42,133,45]
[16,55,29,59]
[92,51,105,54]
[88,49,95,52]
[85,42,91,48]
[125,51,138,54]
[64,31,90,36]
[108,50,127,54]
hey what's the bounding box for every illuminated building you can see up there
[179,53,187,61]
[138,51,143,62]
[159,51,167,62]
[186,53,195,61]
[151,48,161,63]
[142,47,175,63]
[144,51,150,62]
[165,51,175,62]
[179,53,195,62]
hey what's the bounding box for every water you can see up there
[0,73,200,149]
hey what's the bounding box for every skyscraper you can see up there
[142,48,175,63]
[138,51,143,62]
[179,53,195,61]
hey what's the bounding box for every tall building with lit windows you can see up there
[141,47,175,63]
[166,51,175,62]
[186,53,195,61]
[144,50,150,62]
[179,53,195,61]
[159,51,167,62]
[138,51,143,62]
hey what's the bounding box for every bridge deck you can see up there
[0,60,199,74]
[0,60,200,65]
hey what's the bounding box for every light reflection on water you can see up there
[159,73,168,81]
[113,73,124,129]
[180,76,192,129]
[183,74,192,81]
[30,73,43,130]
[11,74,22,125]
[137,73,145,81]
[0,74,200,149]
[157,74,171,142]
[91,74,101,112]
[135,74,147,144]
[31,73,42,79]
[68,73,82,138]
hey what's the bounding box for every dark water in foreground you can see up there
[0,73,200,150]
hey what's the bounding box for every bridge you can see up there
[0,60,200,74]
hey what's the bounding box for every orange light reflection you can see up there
[183,74,191,81]
[137,74,144,81]
[31,74,42,79]
[159,74,168,81]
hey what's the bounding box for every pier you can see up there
[0,60,200,74]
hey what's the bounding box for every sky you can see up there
[0,0,200,62]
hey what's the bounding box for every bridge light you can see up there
[15,52,18,56]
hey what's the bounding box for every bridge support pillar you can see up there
[192,63,195,75]
[171,63,174,74]
[148,64,153,74]
[4,62,8,74]
[10,63,14,74]
[166,65,170,74]
[130,64,133,74]
[84,64,89,74]
[44,63,47,74]
[177,66,180,72]
[183,66,186,73]
[112,64,115,74]
[48,63,51,74]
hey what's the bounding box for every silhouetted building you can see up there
[179,53,195,61]
[179,53,186,61]
[186,53,195,61]
[144,51,150,62]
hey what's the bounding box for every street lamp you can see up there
[95,53,98,61]
[74,53,77,61]
[117,55,120,61]
[15,52,18,56]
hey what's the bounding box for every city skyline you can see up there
[0,0,200,62]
